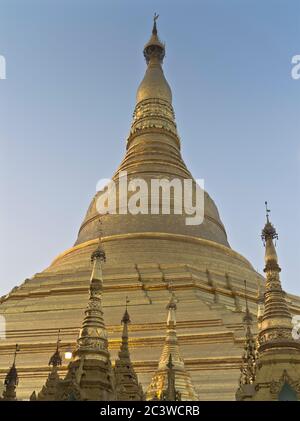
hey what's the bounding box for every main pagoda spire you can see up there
[146,289,198,400]
[114,299,144,400]
[117,14,190,178]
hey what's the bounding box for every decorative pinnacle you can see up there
[153,13,159,34]
[4,344,20,387]
[91,219,106,262]
[12,344,20,366]
[265,201,270,223]
[48,329,62,367]
[166,281,177,310]
[243,280,252,324]
[122,296,131,324]
[261,201,278,244]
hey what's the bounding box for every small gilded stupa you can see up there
[1,17,300,400]
[113,302,144,400]
[146,290,198,400]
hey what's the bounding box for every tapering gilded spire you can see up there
[56,233,115,400]
[114,297,144,400]
[257,203,297,352]
[238,281,257,387]
[1,344,19,401]
[146,289,197,400]
[75,237,107,357]
[158,290,182,370]
[33,330,62,401]
[125,15,182,153]
[118,297,131,361]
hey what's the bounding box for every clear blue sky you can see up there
[0,0,299,296]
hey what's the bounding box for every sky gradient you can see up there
[0,0,299,296]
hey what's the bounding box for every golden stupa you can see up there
[1,19,299,400]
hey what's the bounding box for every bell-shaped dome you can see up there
[75,18,229,248]
[136,64,172,104]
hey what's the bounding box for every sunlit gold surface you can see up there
[1,21,300,401]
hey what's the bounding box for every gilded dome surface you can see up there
[76,20,228,248]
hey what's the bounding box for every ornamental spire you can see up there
[158,286,181,370]
[114,297,144,400]
[261,201,279,265]
[33,330,62,401]
[258,203,298,353]
[49,329,62,368]
[1,344,20,401]
[75,234,107,357]
[237,205,300,400]
[238,281,257,386]
[146,288,198,401]
[56,236,115,400]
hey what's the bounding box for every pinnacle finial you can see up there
[122,296,131,324]
[143,14,165,64]
[91,219,106,262]
[13,344,20,366]
[49,329,62,367]
[166,281,177,310]
[153,13,159,34]
[265,201,270,223]
[243,280,252,324]
[261,202,278,244]
[257,203,296,355]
